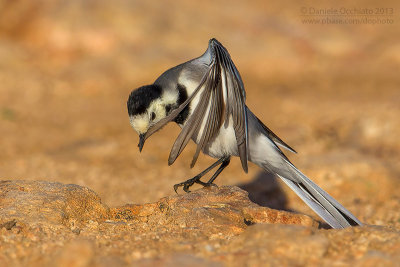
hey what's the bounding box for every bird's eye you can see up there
[151,112,156,121]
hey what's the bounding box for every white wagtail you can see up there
[127,38,362,229]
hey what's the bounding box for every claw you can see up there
[173,176,219,194]
[173,176,202,194]
[173,184,180,194]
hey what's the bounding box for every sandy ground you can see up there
[0,0,400,265]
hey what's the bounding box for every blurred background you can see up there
[0,0,399,226]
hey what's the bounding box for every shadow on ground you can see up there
[237,172,288,211]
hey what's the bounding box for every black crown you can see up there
[127,84,162,116]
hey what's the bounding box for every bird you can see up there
[127,38,362,229]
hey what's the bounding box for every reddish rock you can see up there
[111,185,317,237]
[0,180,110,228]
[1,180,399,266]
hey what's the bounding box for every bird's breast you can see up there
[203,116,239,158]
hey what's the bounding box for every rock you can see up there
[111,185,317,236]
[0,180,315,234]
[0,180,110,228]
[0,180,399,266]
[0,180,316,266]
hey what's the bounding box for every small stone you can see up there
[0,219,17,230]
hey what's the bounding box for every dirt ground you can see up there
[1,0,399,266]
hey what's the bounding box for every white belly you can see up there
[203,117,239,158]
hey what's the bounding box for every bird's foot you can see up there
[173,177,217,193]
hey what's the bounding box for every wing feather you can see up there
[216,44,248,172]
[190,72,224,167]
[168,73,214,165]
[146,39,249,171]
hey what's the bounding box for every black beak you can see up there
[138,134,145,152]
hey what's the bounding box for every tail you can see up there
[273,161,362,229]
[246,110,362,228]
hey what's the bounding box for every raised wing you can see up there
[145,39,249,172]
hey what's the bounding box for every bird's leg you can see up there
[206,157,230,185]
[174,156,230,193]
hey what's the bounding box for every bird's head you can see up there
[127,84,178,151]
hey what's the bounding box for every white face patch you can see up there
[130,115,149,134]
[148,99,167,121]
[129,89,179,135]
